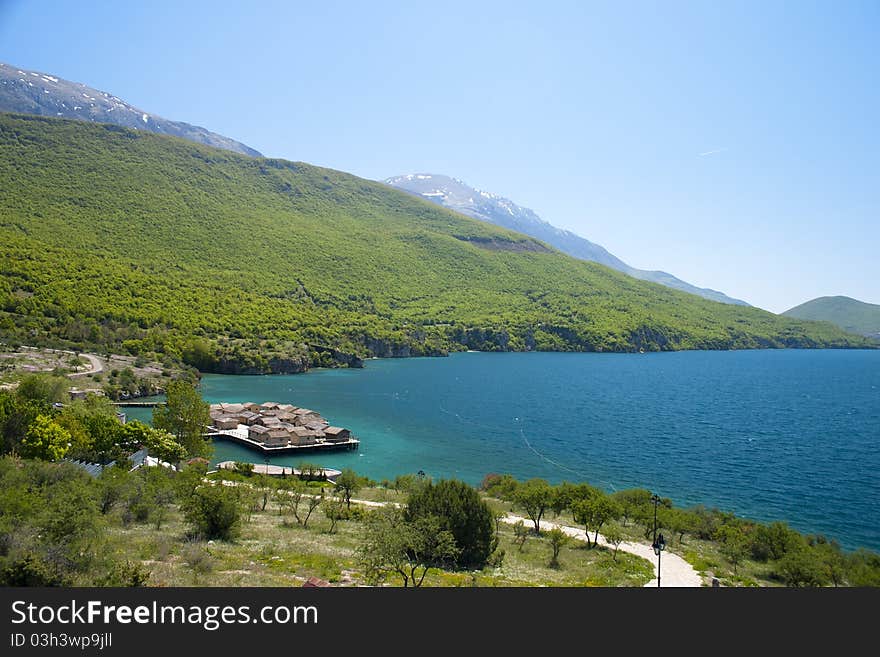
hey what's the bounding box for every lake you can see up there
[127,349,880,550]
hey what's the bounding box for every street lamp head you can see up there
[652,533,666,555]
[651,534,666,557]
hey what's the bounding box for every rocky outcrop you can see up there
[308,344,364,369]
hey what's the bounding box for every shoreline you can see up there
[191,344,880,379]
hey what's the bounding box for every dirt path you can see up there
[68,353,103,378]
[498,514,703,587]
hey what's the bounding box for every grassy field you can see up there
[105,488,653,587]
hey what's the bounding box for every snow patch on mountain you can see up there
[0,61,263,158]
[385,173,749,306]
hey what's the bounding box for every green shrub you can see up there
[95,560,151,587]
[406,479,496,569]
[182,484,242,540]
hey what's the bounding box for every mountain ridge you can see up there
[0,113,869,375]
[783,296,880,340]
[385,173,749,306]
[0,61,261,157]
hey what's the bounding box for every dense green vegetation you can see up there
[783,296,880,339]
[0,457,156,585]
[0,113,870,374]
[405,479,497,569]
[0,373,205,465]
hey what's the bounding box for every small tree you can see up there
[182,483,242,540]
[301,494,323,529]
[571,493,620,548]
[274,478,313,526]
[96,465,134,514]
[275,478,299,522]
[479,473,520,499]
[750,521,801,562]
[357,508,458,587]
[59,396,123,462]
[716,525,750,576]
[553,482,598,516]
[323,497,347,534]
[334,469,362,510]
[547,527,570,568]
[844,550,880,587]
[142,467,175,531]
[393,473,419,494]
[16,373,69,404]
[776,545,827,587]
[665,507,697,545]
[405,479,496,569]
[811,537,845,587]
[239,485,262,523]
[253,474,273,511]
[603,522,625,560]
[20,414,71,461]
[174,461,208,502]
[143,427,187,465]
[512,520,529,552]
[121,472,151,526]
[612,488,652,528]
[0,392,47,456]
[69,355,88,372]
[513,478,553,534]
[550,482,577,516]
[152,381,211,458]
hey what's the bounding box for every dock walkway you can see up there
[216,461,342,481]
[206,425,359,455]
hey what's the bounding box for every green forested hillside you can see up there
[0,113,870,372]
[783,296,880,340]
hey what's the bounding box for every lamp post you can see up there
[650,493,661,545]
[652,532,666,588]
[650,493,663,587]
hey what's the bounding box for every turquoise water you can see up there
[128,350,880,550]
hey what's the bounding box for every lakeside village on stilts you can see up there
[206,401,358,482]
[107,400,358,483]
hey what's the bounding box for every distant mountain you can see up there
[0,62,261,157]
[385,174,749,306]
[783,296,880,340]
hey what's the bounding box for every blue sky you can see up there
[1,1,877,312]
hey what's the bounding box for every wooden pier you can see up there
[216,461,342,481]
[206,427,359,455]
[113,401,160,407]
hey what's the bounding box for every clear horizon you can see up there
[1,1,877,313]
